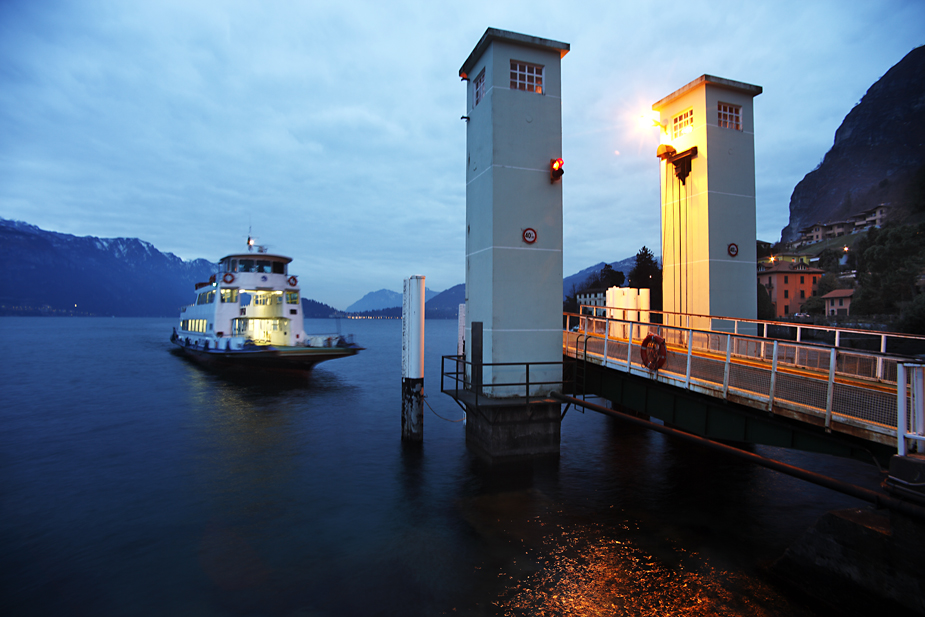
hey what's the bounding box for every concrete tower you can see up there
[652,75,762,330]
[457,28,569,460]
[460,29,569,393]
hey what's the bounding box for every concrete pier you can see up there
[464,398,561,461]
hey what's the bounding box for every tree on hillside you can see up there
[852,223,925,315]
[564,283,580,313]
[898,293,925,334]
[628,246,662,310]
[564,264,626,313]
[757,283,774,320]
[800,273,843,315]
[815,248,843,273]
[600,264,625,289]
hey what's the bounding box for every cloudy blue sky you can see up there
[1,0,922,309]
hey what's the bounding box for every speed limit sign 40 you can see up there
[523,228,537,244]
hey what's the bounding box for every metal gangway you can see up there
[564,309,925,454]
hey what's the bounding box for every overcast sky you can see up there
[1,1,922,309]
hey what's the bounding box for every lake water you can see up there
[0,317,885,616]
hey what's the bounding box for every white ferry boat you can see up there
[171,241,361,371]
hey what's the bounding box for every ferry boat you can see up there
[171,241,361,371]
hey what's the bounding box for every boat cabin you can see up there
[220,253,292,275]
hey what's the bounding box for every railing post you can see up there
[603,323,609,364]
[914,366,924,453]
[722,333,732,399]
[626,322,635,369]
[685,329,693,389]
[525,363,530,402]
[878,334,887,381]
[835,330,841,348]
[825,348,837,430]
[897,363,907,455]
[768,340,779,411]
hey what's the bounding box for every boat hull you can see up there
[171,338,362,372]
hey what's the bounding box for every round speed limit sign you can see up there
[523,228,537,244]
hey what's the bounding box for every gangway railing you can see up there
[563,311,925,452]
[441,355,566,411]
[573,306,925,379]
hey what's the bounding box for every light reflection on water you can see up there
[0,317,885,616]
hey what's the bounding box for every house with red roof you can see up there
[822,288,855,316]
[757,260,824,319]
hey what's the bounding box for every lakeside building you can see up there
[793,205,890,248]
[757,260,825,319]
[576,288,606,308]
[757,253,811,268]
[822,288,855,316]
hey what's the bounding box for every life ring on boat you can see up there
[223,273,235,284]
[640,334,667,371]
[288,276,298,287]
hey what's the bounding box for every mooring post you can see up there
[402,275,425,442]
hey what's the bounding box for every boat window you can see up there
[229,259,237,273]
[239,259,255,273]
[253,292,281,306]
[272,262,285,274]
[196,290,215,305]
[181,318,208,333]
[231,317,290,338]
[286,291,299,304]
[239,292,252,306]
[256,260,271,273]
[221,289,239,303]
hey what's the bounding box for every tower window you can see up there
[672,109,694,139]
[474,69,486,106]
[718,103,742,130]
[510,61,543,94]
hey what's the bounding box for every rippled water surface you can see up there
[0,317,884,616]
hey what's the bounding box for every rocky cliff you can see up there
[781,46,925,242]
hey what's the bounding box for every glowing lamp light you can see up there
[639,110,665,131]
[550,158,564,183]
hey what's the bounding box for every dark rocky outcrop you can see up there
[782,46,925,242]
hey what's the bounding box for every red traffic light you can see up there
[550,158,564,183]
